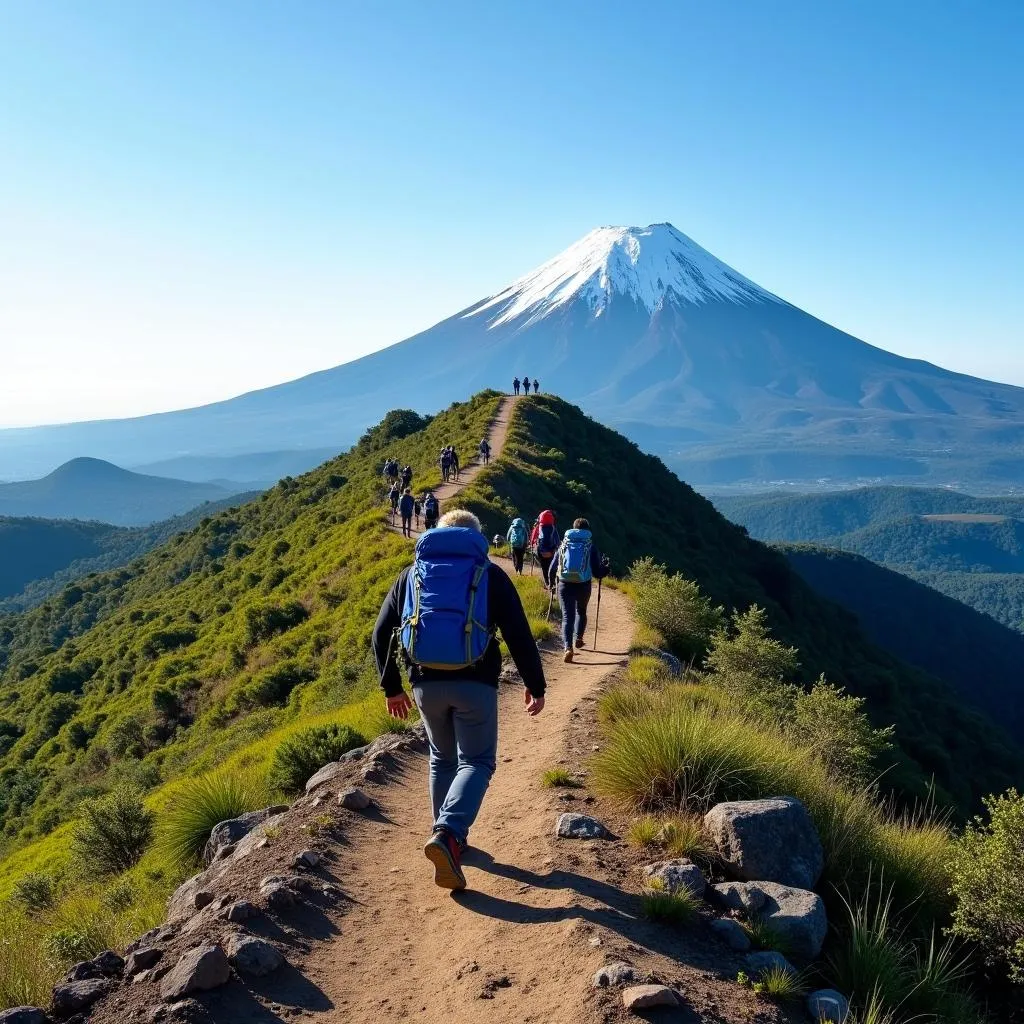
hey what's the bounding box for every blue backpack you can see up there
[507,518,528,549]
[558,528,593,583]
[400,527,492,669]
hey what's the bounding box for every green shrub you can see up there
[72,787,155,875]
[626,815,661,848]
[949,787,1024,982]
[540,768,581,789]
[640,877,700,925]
[43,927,94,967]
[658,813,709,861]
[243,601,309,646]
[752,965,807,999]
[241,660,314,708]
[0,910,55,1009]
[268,723,367,794]
[158,773,263,868]
[742,918,799,957]
[10,871,58,913]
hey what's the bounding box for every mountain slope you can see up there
[3,224,1024,488]
[0,458,246,525]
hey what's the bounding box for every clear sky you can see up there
[1,0,1021,427]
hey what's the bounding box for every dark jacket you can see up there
[372,563,546,699]
[398,493,415,517]
[554,530,609,585]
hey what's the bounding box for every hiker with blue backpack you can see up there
[506,516,529,574]
[555,517,610,662]
[532,509,560,590]
[372,509,546,892]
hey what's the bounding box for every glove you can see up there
[601,555,610,568]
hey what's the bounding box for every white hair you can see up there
[438,509,482,531]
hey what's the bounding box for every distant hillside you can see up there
[910,570,1024,634]
[0,458,245,526]
[131,448,337,486]
[0,494,262,612]
[781,546,1024,737]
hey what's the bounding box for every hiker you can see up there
[414,495,423,529]
[533,379,539,394]
[533,509,560,590]
[384,458,398,486]
[401,464,413,490]
[479,438,490,465]
[423,490,440,530]
[399,487,415,538]
[513,377,520,396]
[450,446,460,480]
[554,518,609,662]
[388,482,401,517]
[522,377,531,395]
[440,448,452,483]
[372,509,546,890]
[506,516,528,574]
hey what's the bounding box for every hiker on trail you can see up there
[423,490,440,530]
[450,446,460,481]
[533,379,539,394]
[414,495,423,530]
[399,488,415,538]
[388,482,401,516]
[479,438,491,465]
[554,518,609,662]
[372,509,546,891]
[513,377,520,396]
[384,458,398,486]
[506,516,529,575]
[401,464,413,490]
[440,448,452,483]
[522,377,531,395]
[533,509,560,590]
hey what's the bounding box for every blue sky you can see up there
[1,0,1021,427]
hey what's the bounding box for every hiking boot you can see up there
[424,828,467,891]
[575,636,585,649]
[563,648,574,663]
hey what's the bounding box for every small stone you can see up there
[64,962,101,982]
[0,1009,47,1024]
[592,962,639,988]
[709,918,751,952]
[745,951,796,978]
[193,891,215,911]
[215,843,236,861]
[126,947,164,976]
[225,934,284,977]
[643,859,707,898]
[224,900,258,923]
[360,761,386,784]
[588,936,603,947]
[622,984,678,1010]
[51,978,111,1015]
[338,787,372,811]
[159,945,231,1001]
[555,813,613,840]
[202,805,289,865]
[261,882,296,910]
[92,950,125,977]
[808,989,850,1023]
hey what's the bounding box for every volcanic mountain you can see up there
[3,223,1023,487]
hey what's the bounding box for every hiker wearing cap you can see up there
[399,487,415,538]
[372,509,546,891]
[554,517,609,662]
[533,509,560,590]
[506,516,529,575]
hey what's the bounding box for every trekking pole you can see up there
[529,549,535,575]
[546,583,554,622]
[593,577,603,649]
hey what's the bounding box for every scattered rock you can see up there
[51,978,111,1016]
[592,962,640,988]
[215,843,236,861]
[304,762,348,794]
[622,984,678,1010]
[63,962,101,983]
[711,881,768,914]
[159,945,231,1001]
[147,998,212,1023]
[709,918,751,952]
[224,900,258,923]
[808,989,850,1023]
[338,787,372,811]
[126,947,164,976]
[745,951,796,978]
[755,881,827,959]
[193,891,215,911]
[555,813,613,840]
[92,950,125,977]
[631,647,683,677]
[225,934,284,977]
[261,882,296,910]
[643,859,707,897]
[588,936,603,948]
[478,975,512,999]
[293,849,321,869]
[360,760,387,784]
[0,1009,47,1024]
[202,805,288,865]
[704,797,823,889]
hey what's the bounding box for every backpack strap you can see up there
[463,562,490,664]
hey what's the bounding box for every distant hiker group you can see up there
[439,445,460,483]
[512,377,539,396]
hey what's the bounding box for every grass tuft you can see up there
[626,815,661,848]
[754,965,807,999]
[741,918,799,957]
[640,876,700,925]
[541,768,582,789]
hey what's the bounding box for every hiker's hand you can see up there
[524,690,545,716]
[601,556,610,569]
[387,693,413,720]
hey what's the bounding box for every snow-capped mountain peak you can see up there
[469,222,779,329]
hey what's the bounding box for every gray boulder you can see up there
[304,762,348,794]
[592,962,640,987]
[51,978,110,1016]
[642,859,706,897]
[555,813,613,840]
[709,918,751,951]
[224,900,258,923]
[749,881,827,959]
[704,797,823,889]
[745,951,796,978]
[159,945,231,1001]
[808,989,850,1023]
[293,849,321,869]
[631,647,683,677]
[0,1009,47,1024]
[202,805,288,865]
[622,985,678,1010]
[126,947,164,976]
[338,787,372,811]
[712,880,767,914]
[225,935,284,977]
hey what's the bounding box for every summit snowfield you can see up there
[3,222,1024,489]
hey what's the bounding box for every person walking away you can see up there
[399,488,415,538]
[479,438,491,465]
[555,518,609,662]
[506,516,528,574]
[423,490,440,529]
[372,510,546,890]
[388,482,400,519]
[534,509,560,590]
[522,377,531,395]
[533,378,539,394]
[401,464,413,490]
[440,448,451,483]
[512,376,520,396]
[414,495,423,530]
[451,447,460,481]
